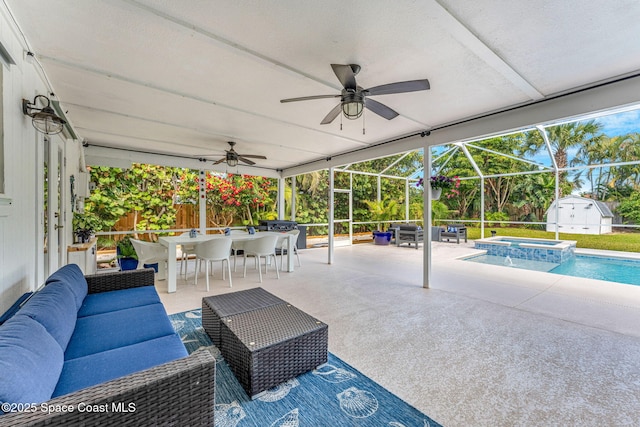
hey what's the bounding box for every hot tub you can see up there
[474,236,576,263]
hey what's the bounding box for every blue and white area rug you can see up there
[170,309,442,427]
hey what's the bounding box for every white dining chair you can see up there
[230,229,248,272]
[276,229,301,270]
[194,238,233,291]
[242,234,280,283]
[130,238,168,280]
[179,231,200,279]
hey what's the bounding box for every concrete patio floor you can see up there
[157,240,640,426]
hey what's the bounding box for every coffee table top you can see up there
[203,287,286,318]
[221,304,327,351]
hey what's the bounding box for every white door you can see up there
[43,136,65,276]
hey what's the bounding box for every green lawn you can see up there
[465,227,640,253]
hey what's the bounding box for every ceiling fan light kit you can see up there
[280,63,430,127]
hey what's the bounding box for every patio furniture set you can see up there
[120,230,301,293]
[1,266,326,424]
[387,223,468,248]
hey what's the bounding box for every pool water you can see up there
[465,254,640,286]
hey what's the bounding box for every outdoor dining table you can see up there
[158,232,297,293]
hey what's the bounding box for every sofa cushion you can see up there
[46,264,88,310]
[0,315,64,406]
[65,303,176,360]
[18,282,77,350]
[53,334,187,397]
[78,286,161,318]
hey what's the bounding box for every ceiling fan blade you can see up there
[281,94,340,103]
[365,79,430,96]
[237,156,256,166]
[331,64,357,91]
[320,103,343,125]
[365,98,399,120]
[238,154,267,159]
[213,158,226,165]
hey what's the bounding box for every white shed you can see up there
[546,196,613,234]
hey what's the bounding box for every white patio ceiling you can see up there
[6,1,640,177]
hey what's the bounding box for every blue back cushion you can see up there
[19,282,78,350]
[78,286,160,318]
[0,315,64,406]
[46,264,88,309]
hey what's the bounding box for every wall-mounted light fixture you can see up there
[22,95,67,135]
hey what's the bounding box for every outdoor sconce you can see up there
[22,95,67,135]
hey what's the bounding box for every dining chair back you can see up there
[276,229,301,270]
[194,238,233,291]
[179,231,200,278]
[230,229,248,272]
[242,234,280,283]
[130,238,168,280]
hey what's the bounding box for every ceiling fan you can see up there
[211,141,267,167]
[280,64,430,125]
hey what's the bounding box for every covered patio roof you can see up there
[5,1,640,176]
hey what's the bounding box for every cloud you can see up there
[595,110,640,136]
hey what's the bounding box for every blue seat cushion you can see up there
[18,282,77,350]
[46,264,88,310]
[78,286,161,318]
[64,303,175,360]
[53,334,187,397]
[0,315,64,406]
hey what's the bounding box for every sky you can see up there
[593,109,640,136]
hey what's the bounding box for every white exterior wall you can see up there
[0,5,79,314]
[546,196,611,235]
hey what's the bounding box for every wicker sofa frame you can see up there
[1,269,216,427]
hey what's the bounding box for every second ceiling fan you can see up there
[212,141,266,167]
[280,64,430,124]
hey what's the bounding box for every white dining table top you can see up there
[158,231,287,245]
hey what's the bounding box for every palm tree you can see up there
[525,121,605,195]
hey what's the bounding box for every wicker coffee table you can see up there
[202,287,287,346]
[219,303,328,398]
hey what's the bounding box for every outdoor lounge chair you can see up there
[440,223,467,244]
[389,223,424,249]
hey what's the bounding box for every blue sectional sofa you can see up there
[0,265,215,426]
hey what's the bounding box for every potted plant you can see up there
[116,236,138,271]
[72,214,96,243]
[417,175,459,200]
[364,198,400,245]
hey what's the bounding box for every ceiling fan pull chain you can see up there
[340,113,343,131]
[362,109,366,135]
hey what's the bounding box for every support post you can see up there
[277,177,285,220]
[198,169,206,234]
[328,167,335,264]
[291,175,296,221]
[424,149,432,289]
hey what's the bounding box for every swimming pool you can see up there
[464,253,640,286]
